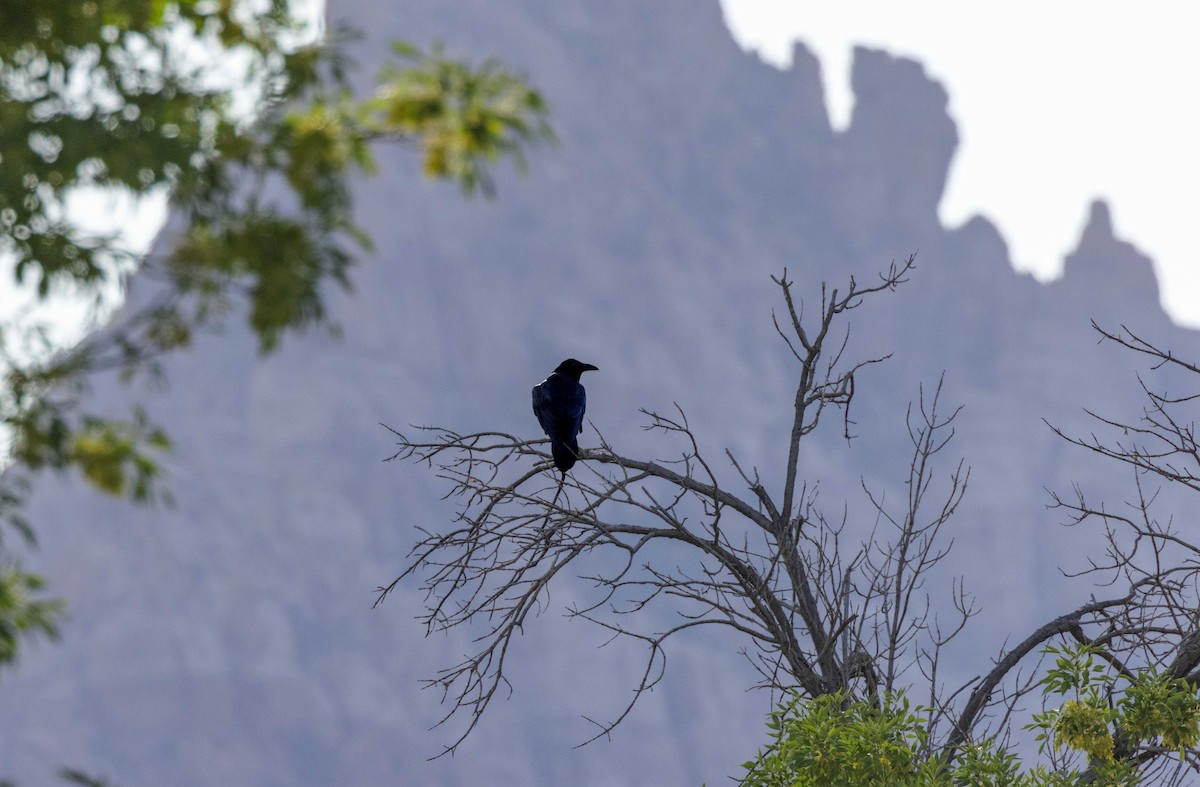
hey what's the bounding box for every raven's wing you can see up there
[570,384,586,437]
[532,382,558,437]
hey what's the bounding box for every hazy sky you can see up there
[720,1,1200,328]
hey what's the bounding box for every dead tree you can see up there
[377,259,1197,777]
[1037,322,1200,782]
[381,253,974,753]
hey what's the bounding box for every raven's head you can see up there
[555,358,599,379]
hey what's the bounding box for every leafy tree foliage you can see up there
[0,0,551,683]
[0,566,59,669]
[740,691,1019,786]
[743,645,1200,785]
[366,42,553,196]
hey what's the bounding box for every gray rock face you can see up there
[1,2,1196,784]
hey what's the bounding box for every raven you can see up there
[532,358,598,475]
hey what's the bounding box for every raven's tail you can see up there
[550,438,579,474]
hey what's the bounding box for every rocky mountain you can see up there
[1,1,1194,784]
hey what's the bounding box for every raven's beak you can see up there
[583,363,599,372]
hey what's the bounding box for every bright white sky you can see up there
[720,1,1200,328]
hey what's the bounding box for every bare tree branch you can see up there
[377,257,1003,756]
[378,265,1200,779]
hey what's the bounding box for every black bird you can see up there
[532,358,598,475]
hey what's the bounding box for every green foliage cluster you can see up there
[0,0,552,699]
[1122,671,1200,751]
[366,42,554,196]
[740,691,1020,786]
[742,646,1200,785]
[1024,645,1200,784]
[1,0,298,292]
[0,565,60,668]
